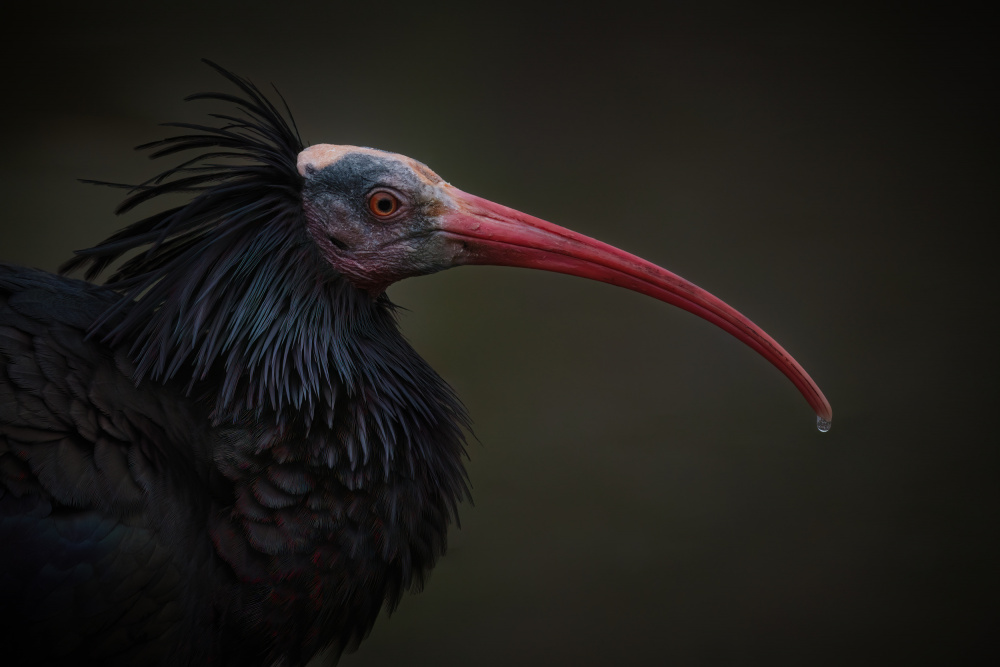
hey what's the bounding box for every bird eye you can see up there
[368,190,401,217]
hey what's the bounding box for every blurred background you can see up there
[1,3,994,665]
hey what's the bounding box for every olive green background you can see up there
[1,3,993,665]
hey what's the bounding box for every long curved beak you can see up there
[437,186,832,430]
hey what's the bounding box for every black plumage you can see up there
[1,62,831,666]
[2,63,468,666]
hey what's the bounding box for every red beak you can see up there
[438,186,832,430]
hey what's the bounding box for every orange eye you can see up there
[368,191,400,217]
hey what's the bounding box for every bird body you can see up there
[1,262,467,665]
[0,63,830,665]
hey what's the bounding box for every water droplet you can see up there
[816,416,832,432]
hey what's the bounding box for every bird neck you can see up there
[205,286,471,660]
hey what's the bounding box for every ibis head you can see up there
[298,144,832,427]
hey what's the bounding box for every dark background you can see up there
[1,3,995,665]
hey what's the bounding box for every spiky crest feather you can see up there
[61,61,467,438]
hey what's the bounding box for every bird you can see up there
[0,62,832,666]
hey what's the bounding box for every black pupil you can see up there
[376,196,394,213]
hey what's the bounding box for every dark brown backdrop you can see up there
[1,3,994,665]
